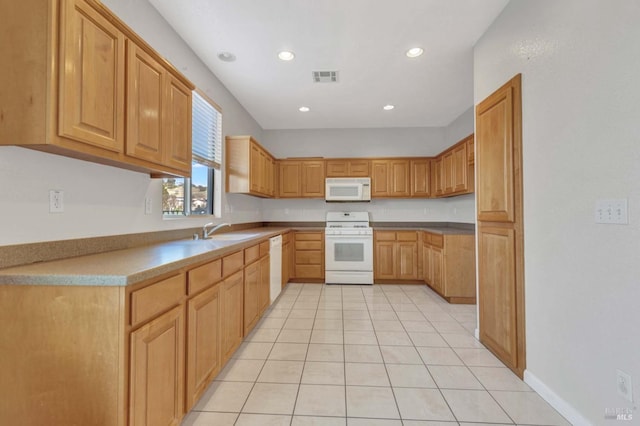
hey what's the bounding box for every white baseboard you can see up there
[524,369,592,426]
[474,328,480,339]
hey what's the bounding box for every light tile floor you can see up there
[182,283,570,426]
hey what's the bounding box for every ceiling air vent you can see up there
[313,71,339,83]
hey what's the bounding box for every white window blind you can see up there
[192,91,222,168]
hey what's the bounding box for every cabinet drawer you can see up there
[188,259,222,295]
[396,231,417,242]
[295,232,323,241]
[430,234,444,248]
[295,241,323,250]
[222,251,244,277]
[375,231,396,241]
[296,251,322,265]
[259,241,270,257]
[244,244,260,265]
[131,274,185,326]
[295,265,323,278]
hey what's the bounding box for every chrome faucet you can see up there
[202,222,231,239]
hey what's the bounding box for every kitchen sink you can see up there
[206,233,261,241]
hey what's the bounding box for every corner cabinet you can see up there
[1,0,194,177]
[432,134,475,197]
[226,136,276,198]
[422,231,476,304]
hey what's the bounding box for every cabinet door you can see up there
[221,270,244,363]
[371,160,390,197]
[375,241,396,279]
[397,241,418,279]
[126,42,164,165]
[389,160,411,197]
[348,160,370,177]
[278,161,301,198]
[58,0,125,152]
[301,161,325,197]
[452,143,468,193]
[422,243,431,283]
[433,158,443,196]
[186,284,220,410]
[282,242,290,287]
[411,159,431,197]
[250,144,262,194]
[267,157,276,197]
[326,160,348,177]
[442,151,454,194]
[163,75,192,173]
[478,226,518,368]
[130,305,184,426]
[259,255,270,314]
[243,261,260,336]
[430,246,444,293]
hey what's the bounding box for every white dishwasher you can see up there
[269,235,283,303]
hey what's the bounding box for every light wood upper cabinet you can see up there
[2,0,194,177]
[226,136,276,198]
[126,42,164,165]
[411,159,431,197]
[59,0,125,152]
[301,161,325,197]
[126,43,192,174]
[163,75,192,173]
[371,159,411,197]
[278,160,302,198]
[276,159,325,198]
[431,134,474,198]
[326,159,370,177]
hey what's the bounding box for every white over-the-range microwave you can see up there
[325,177,371,202]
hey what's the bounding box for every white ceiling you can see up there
[148,0,509,130]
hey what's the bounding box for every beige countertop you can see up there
[0,224,473,286]
[0,227,289,287]
[374,226,475,235]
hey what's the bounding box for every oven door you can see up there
[325,234,373,272]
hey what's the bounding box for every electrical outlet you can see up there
[49,190,64,213]
[145,198,152,215]
[596,199,629,224]
[617,369,633,402]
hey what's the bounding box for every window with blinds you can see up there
[162,90,222,216]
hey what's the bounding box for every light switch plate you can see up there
[595,199,628,224]
[49,190,64,213]
[145,197,152,215]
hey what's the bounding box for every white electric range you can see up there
[325,211,374,285]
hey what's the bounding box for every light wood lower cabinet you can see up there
[259,255,271,315]
[423,231,476,304]
[129,305,185,426]
[243,260,260,335]
[186,284,221,411]
[291,230,325,282]
[220,270,244,364]
[282,233,292,287]
[374,231,419,281]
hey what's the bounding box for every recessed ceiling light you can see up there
[406,47,424,58]
[217,51,236,62]
[278,51,295,61]
[383,104,395,111]
[298,106,310,112]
